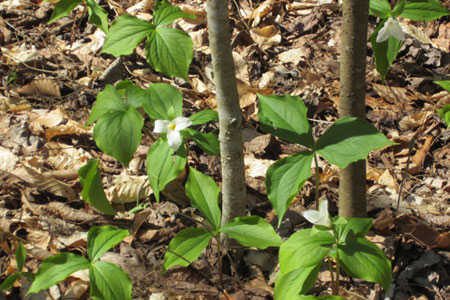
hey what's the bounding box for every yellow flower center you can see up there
[169,122,176,131]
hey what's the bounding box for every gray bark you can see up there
[206,0,246,234]
[338,0,370,217]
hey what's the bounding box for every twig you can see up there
[395,137,415,213]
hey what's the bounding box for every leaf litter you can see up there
[0,0,449,299]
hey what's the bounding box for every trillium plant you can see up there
[369,0,449,80]
[252,93,394,298]
[1,227,132,300]
[162,168,282,275]
[257,93,397,227]
[83,81,220,209]
[274,200,392,299]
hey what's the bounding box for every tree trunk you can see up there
[206,0,246,235]
[338,0,370,218]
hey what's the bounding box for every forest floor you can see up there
[0,0,449,299]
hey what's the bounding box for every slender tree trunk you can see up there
[338,0,369,218]
[206,0,246,235]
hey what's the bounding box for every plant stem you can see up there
[334,251,341,295]
[216,235,225,290]
[328,257,336,290]
[314,153,320,210]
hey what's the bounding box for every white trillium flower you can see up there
[376,17,405,43]
[302,200,332,227]
[154,117,192,151]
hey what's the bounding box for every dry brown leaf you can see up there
[432,22,450,52]
[44,202,96,222]
[372,83,420,108]
[250,26,281,50]
[412,135,433,167]
[378,169,397,190]
[398,111,432,131]
[16,78,61,98]
[400,22,436,46]
[44,141,93,170]
[250,0,274,27]
[45,119,91,140]
[29,107,66,133]
[1,44,38,64]
[181,6,206,25]
[0,146,18,173]
[278,48,306,65]
[37,177,76,200]
[251,24,278,38]
[107,174,152,204]
[126,0,153,14]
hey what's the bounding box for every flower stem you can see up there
[314,153,320,210]
[328,257,336,289]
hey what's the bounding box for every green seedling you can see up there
[47,0,109,33]
[0,241,35,292]
[26,226,131,300]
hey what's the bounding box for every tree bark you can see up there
[338,0,370,218]
[206,0,246,235]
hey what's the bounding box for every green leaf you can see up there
[87,84,127,125]
[266,151,314,227]
[434,80,450,92]
[146,138,187,202]
[102,15,155,56]
[27,253,90,294]
[78,160,116,215]
[21,272,35,281]
[48,0,83,24]
[400,1,450,21]
[338,237,392,291]
[15,241,26,272]
[316,117,396,168]
[369,0,391,18]
[143,83,183,120]
[153,0,196,27]
[185,167,221,230]
[189,110,218,125]
[279,229,334,274]
[274,265,320,300]
[85,0,109,33]
[220,216,282,249]
[0,273,21,291]
[163,228,211,273]
[87,226,129,262]
[125,84,148,108]
[391,0,406,17]
[145,27,193,79]
[334,218,373,244]
[115,80,134,95]
[184,128,220,156]
[93,106,144,166]
[257,94,314,148]
[370,22,403,81]
[89,261,131,300]
[437,104,450,128]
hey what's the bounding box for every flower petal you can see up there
[318,200,331,227]
[302,210,321,225]
[167,129,182,151]
[173,117,192,131]
[154,120,171,133]
[389,21,405,41]
[376,25,390,43]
